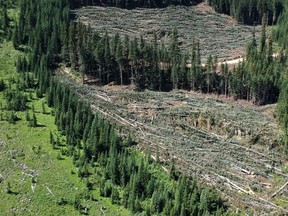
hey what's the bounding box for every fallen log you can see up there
[46,186,54,196]
[270,180,288,199]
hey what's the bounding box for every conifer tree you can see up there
[32,112,37,127]
[116,40,124,85]
[68,22,77,69]
[260,13,268,53]
[170,27,180,65]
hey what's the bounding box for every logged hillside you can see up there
[58,67,288,213]
[76,3,261,61]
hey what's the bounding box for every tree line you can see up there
[274,2,288,153]
[0,0,18,41]
[0,67,39,125]
[68,0,284,25]
[273,1,288,51]
[208,0,284,25]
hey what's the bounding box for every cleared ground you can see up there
[59,66,288,214]
[76,3,262,61]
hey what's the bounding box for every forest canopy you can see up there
[208,0,284,25]
[273,1,288,51]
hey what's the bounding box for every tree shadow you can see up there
[35,124,46,128]
[7,190,19,195]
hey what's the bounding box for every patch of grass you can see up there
[0,41,19,80]
[0,41,130,215]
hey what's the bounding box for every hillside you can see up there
[0,42,130,216]
[1,0,288,215]
[76,2,262,61]
[58,66,288,213]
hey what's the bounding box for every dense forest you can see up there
[0,0,17,40]
[208,0,284,25]
[273,1,288,51]
[274,1,288,150]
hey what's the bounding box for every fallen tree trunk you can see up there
[270,180,288,199]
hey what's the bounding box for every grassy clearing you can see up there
[0,42,19,80]
[0,41,130,215]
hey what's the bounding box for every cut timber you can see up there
[270,181,288,199]
[46,186,54,196]
[241,168,254,175]
[217,174,251,194]
[57,72,287,214]
[258,197,288,214]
